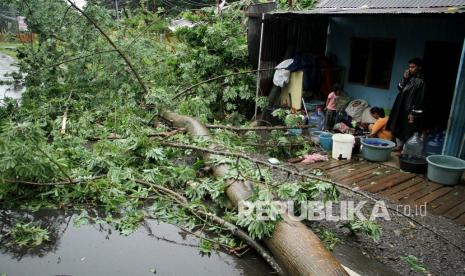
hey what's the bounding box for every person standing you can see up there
[387,58,426,151]
[325,83,342,130]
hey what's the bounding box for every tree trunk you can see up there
[161,111,348,276]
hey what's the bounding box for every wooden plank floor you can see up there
[298,158,465,226]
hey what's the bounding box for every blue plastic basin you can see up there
[426,155,465,185]
[361,138,396,162]
[288,128,302,136]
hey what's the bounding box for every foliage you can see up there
[0,0,362,256]
[342,219,382,242]
[199,238,213,254]
[272,108,306,128]
[9,221,50,247]
[277,0,316,10]
[277,180,339,202]
[311,226,341,251]
[236,192,283,240]
[401,255,428,273]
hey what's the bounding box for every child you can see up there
[369,107,393,140]
[325,84,342,130]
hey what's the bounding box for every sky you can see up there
[67,0,87,9]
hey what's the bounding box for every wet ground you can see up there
[0,208,403,276]
[0,52,24,104]
[0,210,272,276]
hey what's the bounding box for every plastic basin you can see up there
[426,155,465,186]
[319,132,333,151]
[288,128,302,136]
[310,130,325,144]
[361,138,396,162]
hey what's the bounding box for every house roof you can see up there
[316,0,465,9]
[272,0,465,14]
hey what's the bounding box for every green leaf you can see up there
[401,255,427,273]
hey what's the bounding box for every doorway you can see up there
[423,41,463,131]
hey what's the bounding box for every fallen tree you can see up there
[161,111,348,275]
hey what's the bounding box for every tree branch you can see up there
[42,50,117,69]
[205,124,312,131]
[172,68,275,100]
[135,179,284,275]
[66,0,150,97]
[4,175,105,186]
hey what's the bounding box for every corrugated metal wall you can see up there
[247,2,276,69]
[257,13,329,97]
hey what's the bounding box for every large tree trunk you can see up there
[161,111,348,276]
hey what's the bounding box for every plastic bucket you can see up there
[319,132,333,152]
[361,138,396,162]
[332,134,355,160]
[426,155,465,186]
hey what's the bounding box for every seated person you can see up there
[368,107,392,140]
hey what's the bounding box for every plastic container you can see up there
[403,132,424,159]
[288,128,302,136]
[425,132,445,156]
[332,134,355,160]
[319,132,333,152]
[307,108,325,134]
[361,138,396,162]
[426,155,465,185]
[310,130,325,144]
[399,155,427,174]
[304,100,325,112]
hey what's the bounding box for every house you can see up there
[249,0,465,158]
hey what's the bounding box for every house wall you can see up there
[326,15,465,109]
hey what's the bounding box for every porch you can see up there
[292,155,465,225]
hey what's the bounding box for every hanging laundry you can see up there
[273,59,294,87]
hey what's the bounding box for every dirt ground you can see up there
[316,190,465,276]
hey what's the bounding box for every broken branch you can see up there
[205,124,311,131]
[135,179,284,275]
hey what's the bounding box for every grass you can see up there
[0,41,21,58]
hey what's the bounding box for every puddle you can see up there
[0,210,271,275]
[0,53,24,105]
[333,244,398,276]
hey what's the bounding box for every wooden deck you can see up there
[294,158,465,226]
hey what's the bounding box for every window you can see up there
[348,37,396,89]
